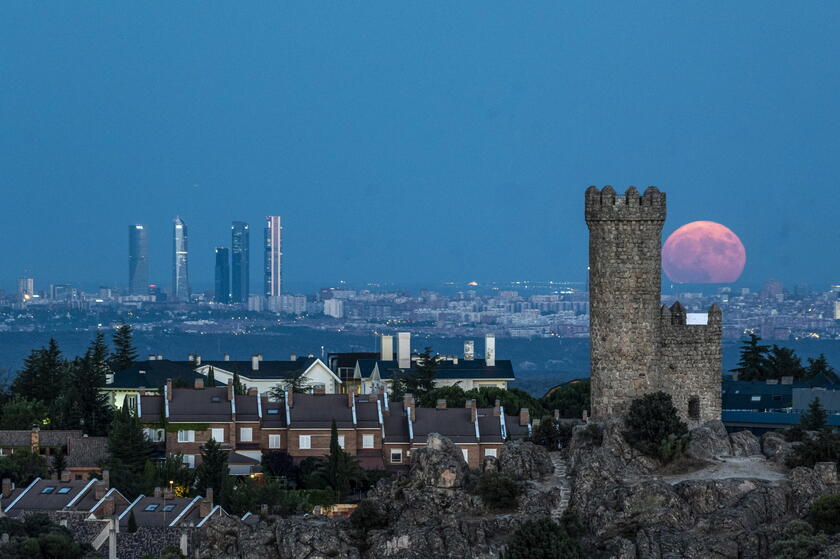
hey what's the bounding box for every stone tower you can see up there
[586,186,721,425]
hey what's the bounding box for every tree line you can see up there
[731,333,839,382]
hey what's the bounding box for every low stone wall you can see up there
[116,527,189,559]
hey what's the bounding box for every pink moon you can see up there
[662,221,746,283]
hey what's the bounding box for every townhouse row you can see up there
[137,377,532,472]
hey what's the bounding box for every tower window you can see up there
[688,396,700,420]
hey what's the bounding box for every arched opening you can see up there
[688,396,700,420]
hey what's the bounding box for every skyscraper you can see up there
[214,247,231,304]
[172,216,190,301]
[128,224,149,295]
[231,221,250,304]
[264,216,282,297]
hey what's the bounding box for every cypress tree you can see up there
[106,405,152,498]
[196,438,229,503]
[127,510,138,532]
[110,324,138,372]
[207,366,216,386]
[316,419,365,498]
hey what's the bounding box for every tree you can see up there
[0,449,49,485]
[232,371,247,396]
[105,405,151,498]
[0,398,48,430]
[268,369,312,402]
[539,379,591,419]
[810,495,840,534]
[196,438,229,504]
[805,354,840,383]
[311,420,365,498]
[110,324,138,372]
[769,519,828,559]
[730,333,770,381]
[262,450,299,485]
[0,513,97,559]
[531,417,567,450]
[785,430,840,469]
[766,345,805,380]
[50,448,67,478]
[11,339,67,413]
[623,392,688,462]
[207,366,216,386]
[501,514,583,559]
[475,471,522,510]
[61,334,113,435]
[397,347,438,399]
[127,510,138,533]
[801,397,828,431]
[418,385,466,408]
[465,386,547,418]
[143,454,194,497]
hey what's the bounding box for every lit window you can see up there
[41,486,56,494]
[461,449,469,462]
[362,434,375,449]
[267,409,280,415]
[269,434,281,449]
[163,505,176,512]
[338,435,345,449]
[750,396,761,402]
[299,435,311,450]
[240,428,253,442]
[144,504,159,512]
[390,449,402,463]
[484,448,497,458]
[57,487,71,494]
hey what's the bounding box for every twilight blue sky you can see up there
[2,3,839,293]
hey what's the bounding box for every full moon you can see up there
[662,221,746,283]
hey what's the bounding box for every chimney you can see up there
[61,470,71,482]
[227,379,234,401]
[251,355,260,371]
[194,354,201,366]
[290,352,297,361]
[153,487,162,498]
[101,495,115,517]
[223,353,230,361]
[30,424,40,453]
[258,353,264,361]
[397,332,411,369]
[248,387,258,396]
[532,418,542,428]
[94,480,107,500]
[102,470,110,489]
[188,354,194,362]
[404,393,415,421]
[493,399,501,417]
[194,378,205,390]
[436,399,447,409]
[199,489,213,517]
[148,354,156,361]
[2,478,11,498]
[166,378,173,400]
[347,389,355,408]
[485,334,495,367]
[380,335,394,361]
[519,408,530,426]
[466,399,477,423]
[164,486,174,500]
[464,340,475,360]
[553,409,560,421]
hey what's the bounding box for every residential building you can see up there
[17,277,34,301]
[214,247,230,304]
[172,216,190,301]
[196,356,342,395]
[231,221,250,304]
[128,224,149,295]
[0,427,108,480]
[324,298,344,318]
[103,357,221,410]
[264,216,282,297]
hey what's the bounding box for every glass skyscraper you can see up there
[128,224,149,295]
[264,216,282,297]
[172,216,190,301]
[214,247,230,304]
[231,221,250,304]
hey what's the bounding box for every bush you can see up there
[624,392,688,462]
[784,426,806,442]
[475,471,522,511]
[577,423,603,446]
[809,494,840,534]
[769,519,827,559]
[350,499,389,532]
[501,513,583,559]
[539,379,591,419]
[785,430,840,469]
[531,418,564,450]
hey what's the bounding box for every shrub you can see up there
[577,423,603,446]
[809,494,840,534]
[769,519,827,559]
[350,499,389,532]
[785,430,840,469]
[624,392,688,462]
[531,418,565,450]
[784,426,805,442]
[476,471,522,511]
[501,514,583,559]
[801,397,828,431]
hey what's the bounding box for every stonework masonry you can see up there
[585,186,722,425]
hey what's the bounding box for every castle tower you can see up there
[585,186,666,418]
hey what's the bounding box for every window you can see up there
[267,408,280,415]
[211,396,221,403]
[269,434,281,449]
[338,435,345,449]
[750,396,761,402]
[41,486,56,494]
[461,449,469,462]
[183,455,195,468]
[177,430,195,443]
[299,435,311,450]
[57,487,71,494]
[163,505,176,512]
[240,428,253,442]
[211,428,225,442]
[362,434,375,449]
[688,396,700,420]
[144,504,159,512]
[390,449,403,463]
[484,448,497,458]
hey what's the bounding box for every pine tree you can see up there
[801,397,828,431]
[110,324,138,372]
[106,405,152,498]
[196,438,229,503]
[232,371,246,395]
[398,347,438,399]
[64,334,113,435]
[315,419,365,498]
[12,338,67,410]
[50,447,67,477]
[766,345,805,380]
[806,354,840,383]
[731,334,770,381]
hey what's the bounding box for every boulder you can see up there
[760,431,791,463]
[729,430,762,457]
[498,440,553,480]
[686,420,732,460]
[408,433,469,489]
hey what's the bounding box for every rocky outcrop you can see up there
[497,440,553,480]
[685,420,732,460]
[760,431,795,464]
[408,433,469,489]
[729,430,762,457]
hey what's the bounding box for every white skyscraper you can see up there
[264,216,282,298]
[172,216,190,301]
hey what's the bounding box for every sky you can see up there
[2,3,840,294]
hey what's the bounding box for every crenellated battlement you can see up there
[660,302,722,329]
[585,185,666,223]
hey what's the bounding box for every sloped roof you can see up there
[169,387,232,423]
[201,358,318,380]
[290,394,354,429]
[108,360,218,389]
[367,359,515,381]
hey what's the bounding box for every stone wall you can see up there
[116,527,188,559]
